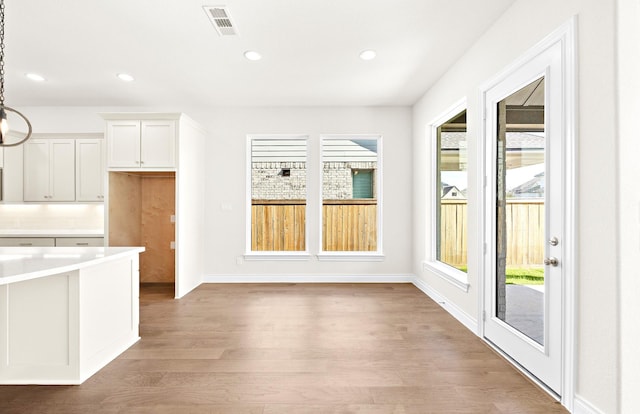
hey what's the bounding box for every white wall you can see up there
[203,106,413,279]
[175,114,207,298]
[617,0,640,412]
[412,0,618,412]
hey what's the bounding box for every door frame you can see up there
[477,17,577,410]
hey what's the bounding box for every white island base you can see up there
[0,247,144,384]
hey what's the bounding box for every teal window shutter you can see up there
[352,170,373,198]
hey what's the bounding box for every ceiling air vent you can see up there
[203,6,238,36]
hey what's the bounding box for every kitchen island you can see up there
[0,246,144,384]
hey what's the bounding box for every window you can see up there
[436,109,467,272]
[248,136,307,253]
[321,136,382,254]
[352,169,374,198]
[423,102,469,291]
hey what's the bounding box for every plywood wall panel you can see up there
[108,172,141,247]
[140,175,175,283]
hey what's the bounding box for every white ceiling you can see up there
[4,0,515,107]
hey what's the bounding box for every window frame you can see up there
[317,134,384,261]
[423,100,470,291]
[245,134,310,260]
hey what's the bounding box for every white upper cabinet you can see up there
[106,121,140,168]
[23,139,76,202]
[2,145,23,202]
[76,139,105,202]
[107,120,176,169]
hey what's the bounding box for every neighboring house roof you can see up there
[252,138,377,162]
[442,185,466,199]
[510,171,545,197]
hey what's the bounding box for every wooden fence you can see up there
[251,200,306,251]
[251,199,377,252]
[252,199,542,262]
[440,199,544,267]
[323,200,377,251]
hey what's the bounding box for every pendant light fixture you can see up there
[0,0,32,147]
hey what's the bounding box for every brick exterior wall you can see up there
[251,162,306,200]
[251,161,377,200]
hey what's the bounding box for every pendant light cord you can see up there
[0,0,5,106]
[0,0,33,146]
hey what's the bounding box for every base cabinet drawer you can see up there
[55,237,105,247]
[0,238,56,247]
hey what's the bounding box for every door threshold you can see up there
[484,337,561,402]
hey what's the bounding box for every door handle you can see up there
[544,257,559,266]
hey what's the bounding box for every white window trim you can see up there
[245,134,310,258]
[317,252,385,262]
[423,99,470,292]
[318,134,383,259]
[244,252,311,261]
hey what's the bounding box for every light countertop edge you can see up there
[0,247,145,285]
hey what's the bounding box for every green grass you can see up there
[505,267,544,285]
[452,265,545,285]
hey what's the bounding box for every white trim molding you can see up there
[317,252,385,262]
[422,260,470,292]
[244,252,311,261]
[573,396,605,414]
[412,277,477,333]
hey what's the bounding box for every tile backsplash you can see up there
[0,204,104,230]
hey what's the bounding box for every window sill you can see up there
[317,252,385,262]
[422,260,470,292]
[244,252,311,261]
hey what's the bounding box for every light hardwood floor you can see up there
[1,283,568,413]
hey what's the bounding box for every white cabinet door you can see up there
[76,139,104,202]
[23,140,51,201]
[50,140,75,201]
[2,145,23,202]
[24,139,75,202]
[107,121,141,168]
[141,120,176,168]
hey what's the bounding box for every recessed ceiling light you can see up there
[359,49,377,61]
[117,73,135,82]
[25,73,45,82]
[244,50,262,61]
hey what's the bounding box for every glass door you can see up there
[495,77,546,345]
[483,40,564,396]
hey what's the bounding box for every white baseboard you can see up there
[412,277,478,334]
[573,395,605,414]
[203,274,414,283]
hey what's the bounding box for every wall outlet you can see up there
[170,241,175,250]
[236,256,244,265]
[170,215,176,223]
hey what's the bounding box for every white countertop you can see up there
[0,229,105,237]
[0,247,145,285]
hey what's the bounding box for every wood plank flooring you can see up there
[0,283,568,413]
